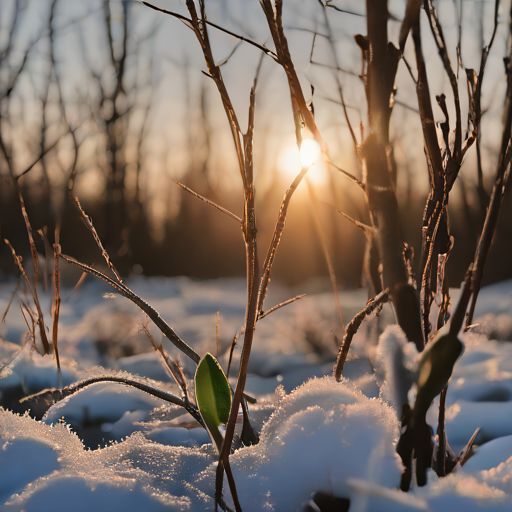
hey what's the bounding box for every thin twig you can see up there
[334,207,375,238]
[52,242,62,389]
[424,0,462,162]
[142,1,278,61]
[72,196,123,283]
[257,166,308,314]
[140,324,189,401]
[324,159,365,189]
[227,294,306,378]
[467,5,512,327]
[315,4,358,150]
[20,375,205,427]
[334,288,389,381]
[436,386,448,477]
[1,282,19,326]
[5,238,49,355]
[14,135,65,180]
[60,254,201,364]
[175,181,242,223]
[258,294,306,321]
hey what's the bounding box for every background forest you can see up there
[1,0,511,289]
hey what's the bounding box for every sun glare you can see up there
[299,139,321,168]
[277,140,327,185]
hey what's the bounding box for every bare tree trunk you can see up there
[359,0,423,350]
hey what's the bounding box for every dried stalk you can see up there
[436,386,448,477]
[358,0,423,349]
[72,196,123,283]
[466,3,512,327]
[60,254,201,364]
[141,324,189,402]
[52,242,62,388]
[5,239,49,354]
[175,181,242,224]
[334,288,389,381]
[424,0,462,162]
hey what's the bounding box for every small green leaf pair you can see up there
[195,353,232,452]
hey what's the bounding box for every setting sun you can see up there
[299,138,321,168]
[277,140,327,185]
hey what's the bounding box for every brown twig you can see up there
[142,1,278,61]
[424,0,462,163]
[324,159,364,189]
[60,253,201,364]
[52,242,62,388]
[258,294,306,321]
[1,282,19,326]
[334,207,375,238]
[4,238,50,355]
[140,324,190,401]
[226,293,306,379]
[334,288,389,381]
[72,196,123,283]
[467,6,512,327]
[436,386,448,477]
[19,375,204,426]
[175,181,242,224]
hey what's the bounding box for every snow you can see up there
[43,381,164,428]
[199,377,403,511]
[2,276,512,510]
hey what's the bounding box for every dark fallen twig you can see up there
[18,375,205,427]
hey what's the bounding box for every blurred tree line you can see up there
[1,0,511,289]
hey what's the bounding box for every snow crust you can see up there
[2,277,512,511]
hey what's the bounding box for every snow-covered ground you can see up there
[1,276,512,511]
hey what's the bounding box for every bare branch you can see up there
[325,159,364,189]
[175,181,242,224]
[72,196,124,283]
[424,0,462,162]
[335,207,375,238]
[142,2,278,61]
[334,288,389,381]
[60,254,201,365]
[258,294,306,321]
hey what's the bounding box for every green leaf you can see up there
[195,352,232,430]
[414,331,464,417]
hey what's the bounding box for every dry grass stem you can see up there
[325,159,364,189]
[52,242,62,388]
[1,283,18,326]
[60,253,201,364]
[141,324,190,401]
[5,239,49,354]
[72,196,123,283]
[258,294,306,321]
[335,208,375,238]
[18,194,50,354]
[175,181,242,223]
[334,288,389,381]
